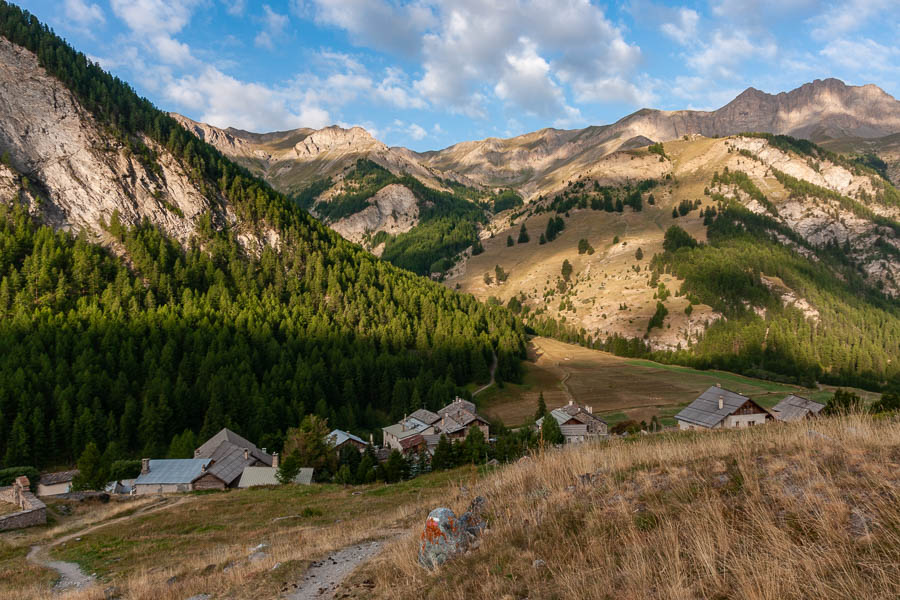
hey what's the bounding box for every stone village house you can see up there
[675,385,772,430]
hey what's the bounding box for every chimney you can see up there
[587,406,593,414]
[141,458,150,475]
[716,383,721,388]
[201,462,207,473]
[568,399,573,406]
[262,448,267,455]
[272,453,280,469]
[718,395,724,410]
[369,433,374,446]
[243,448,249,460]
[402,414,407,432]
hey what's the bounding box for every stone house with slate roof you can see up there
[133,458,226,495]
[772,395,825,422]
[326,429,370,453]
[36,470,79,496]
[675,385,772,430]
[536,401,608,443]
[383,398,490,452]
[193,428,273,488]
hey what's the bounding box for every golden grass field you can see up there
[361,414,900,600]
[2,414,898,599]
[478,336,825,428]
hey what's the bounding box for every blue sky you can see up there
[18,0,900,151]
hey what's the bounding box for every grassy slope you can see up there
[362,415,900,600]
[479,337,812,428]
[3,416,897,599]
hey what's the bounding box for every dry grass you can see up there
[361,415,900,600]
[0,468,482,600]
[480,336,807,427]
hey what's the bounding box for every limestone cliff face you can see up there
[0,38,224,246]
[329,183,419,251]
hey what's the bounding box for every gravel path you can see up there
[26,545,94,592]
[284,540,385,600]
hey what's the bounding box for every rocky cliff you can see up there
[0,38,226,246]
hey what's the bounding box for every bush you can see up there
[109,460,141,481]
[0,467,39,491]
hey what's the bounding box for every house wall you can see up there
[37,482,71,497]
[134,483,191,495]
[192,473,226,491]
[725,413,767,428]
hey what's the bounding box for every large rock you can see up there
[418,497,486,570]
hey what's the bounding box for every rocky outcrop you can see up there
[418,496,487,570]
[0,38,217,245]
[330,184,419,248]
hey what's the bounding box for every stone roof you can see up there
[399,434,425,450]
[438,398,476,417]
[134,459,213,486]
[772,395,825,422]
[39,470,79,486]
[195,428,272,465]
[409,409,441,425]
[538,403,607,428]
[327,429,368,447]
[383,418,430,440]
[238,466,313,487]
[675,386,757,428]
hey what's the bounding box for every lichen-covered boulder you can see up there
[418,497,487,570]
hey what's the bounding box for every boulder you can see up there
[418,497,487,570]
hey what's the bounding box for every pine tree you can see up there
[541,413,564,445]
[72,442,106,491]
[534,392,547,422]
[431,434,453,471]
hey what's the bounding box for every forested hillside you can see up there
[0,3,526,468]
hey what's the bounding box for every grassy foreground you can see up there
[2,415,898,599]
[359,415,900,600]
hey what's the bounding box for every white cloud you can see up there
[811,0,896,39]
[310,0,435,56]
[254,5,289,50]
[494,38,568,118]
[412,0,644,118]
[166,66,331,131]
[407,123,428,140]
[222,0,246,16]
[64,0,105,27]
[660,8,698,46]
[688,31,777,79]
[110,0,203,65]
[820,38,900,73]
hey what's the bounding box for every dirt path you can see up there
[26,496,191,593]
[472,352,498,397]
[26,545,94,592]
[284,540,386,600]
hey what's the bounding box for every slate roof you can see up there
[438,398,476,417]
[772,395,825,422]
[237,466,313,487]
[435,415,465,435]
[383,418,430,440]
[409,409,441,425]
[327,429,368,447]
[195,428,272,466]
[537,403,607,428]
[194,428,273,486]
[134,459,212,486]
[675,386,754,428]
[39,470,79,486]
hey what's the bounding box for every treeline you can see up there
[0,203,525,469]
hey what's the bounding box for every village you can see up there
[0,384,827,533]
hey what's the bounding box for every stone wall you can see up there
[0,477,47,531]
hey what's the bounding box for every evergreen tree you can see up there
[507,235,514,247]
[463,426,489,464]
[541,413,564,445]
[72,442,106,491]
[535,392,547,422]
[517,223,530,244]
[276,454,302,484]
[431,434,453,471]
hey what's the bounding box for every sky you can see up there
[18,0,900,151]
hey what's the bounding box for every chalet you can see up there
[326,429,370,453]
[772,395,825,422]
[383,398,490,452]
[133,458,227,495]
[193,428,273,488]
[536,401,608,443]
[675,385,772,430]
[36,470,79,497]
